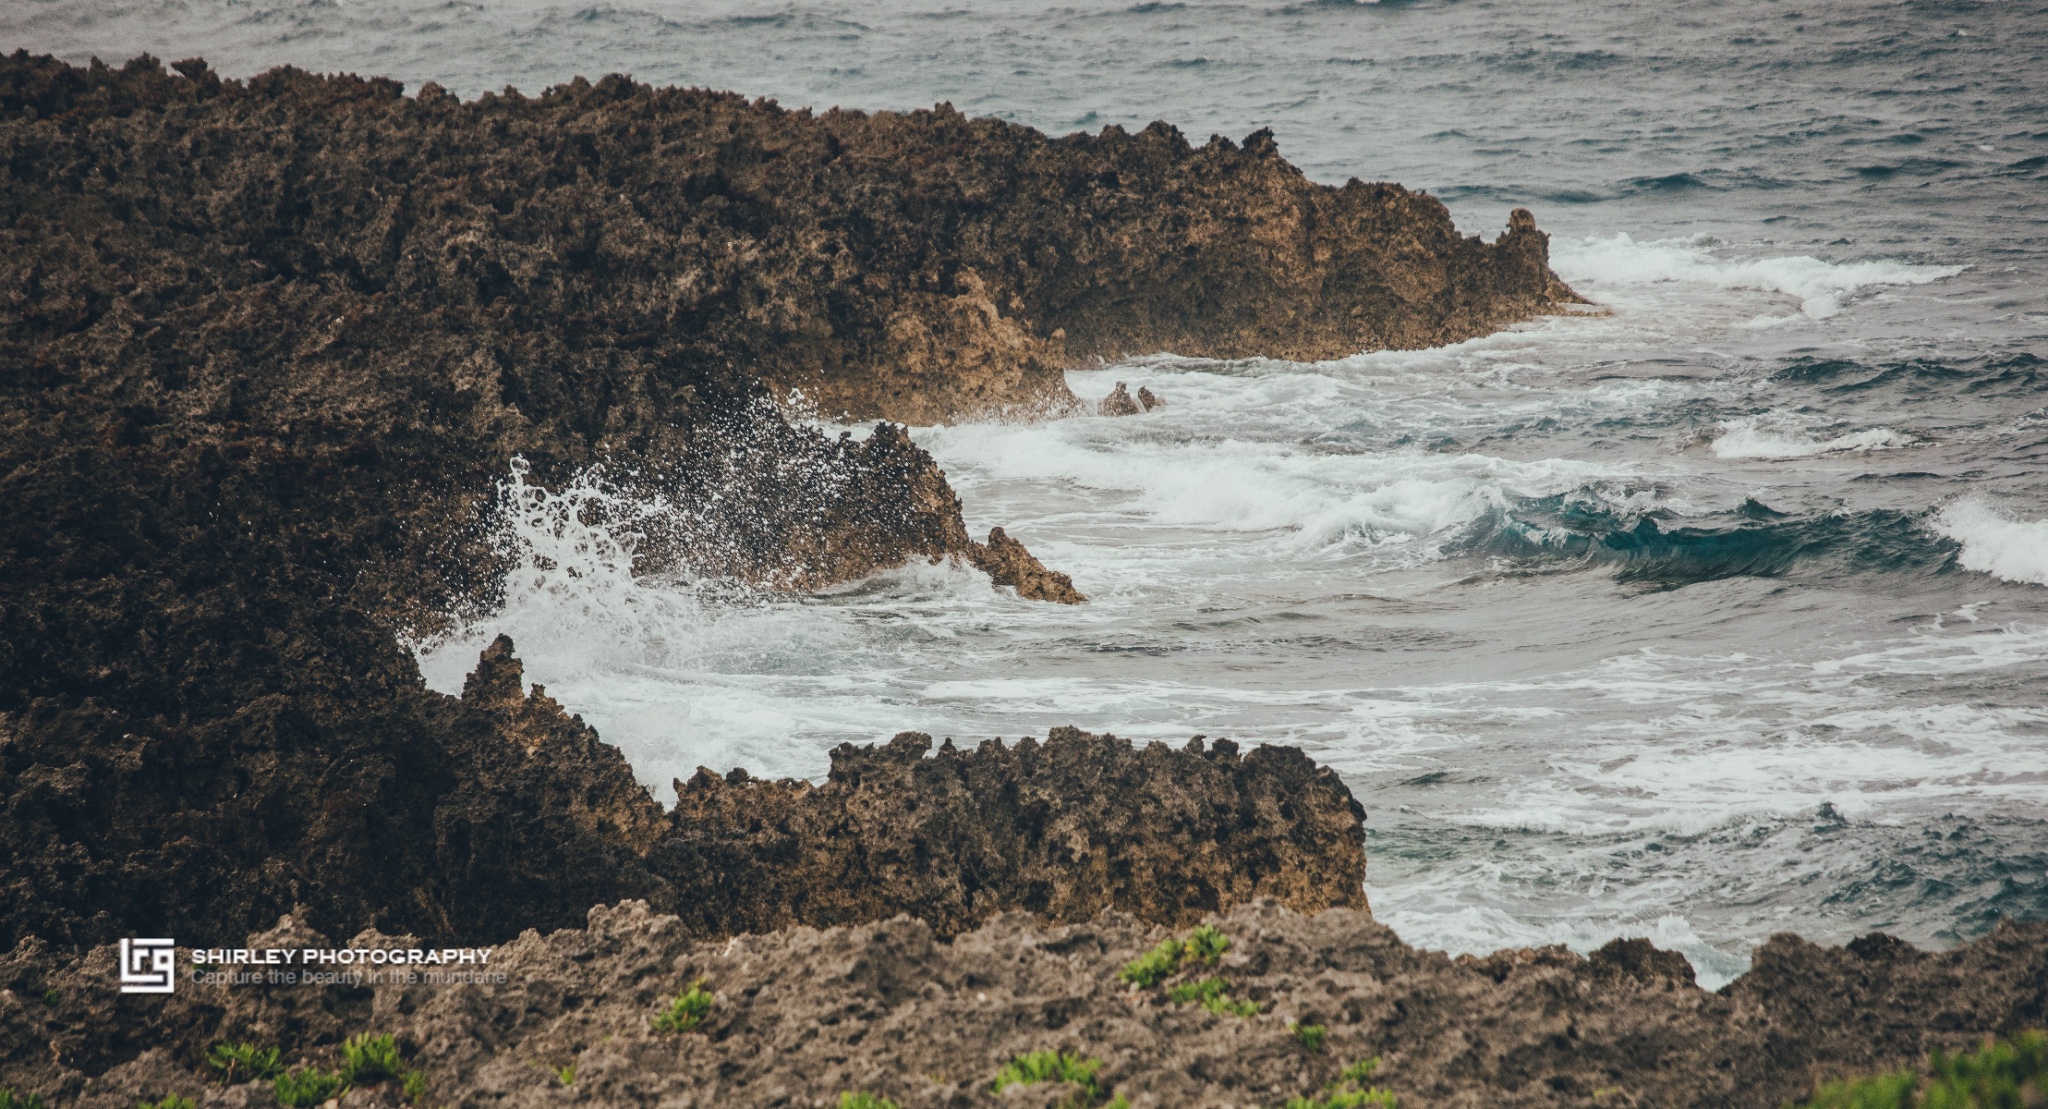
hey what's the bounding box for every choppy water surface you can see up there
[16,0,2045,986]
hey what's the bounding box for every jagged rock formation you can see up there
[966,527,1088,602]
[6,902,2044,1109]
[0,49,1578,957]
[1100,381,1145,417]
[660,722,1362,937]
[1,634,1363,954]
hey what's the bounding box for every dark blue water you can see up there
[13,0,2045,986]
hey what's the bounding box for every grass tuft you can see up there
[1117,923,1238,989]
[340,1032,405,1085]
[1116,938,1187,988]
[653,978,716,1034]
[1274,1057,1398,1109]
[1291,1021,1329,1054]
[273,1067,347,1109]
[208,1042,286,1084]
[1185,924,1231,967]
[136,1098,194,1109]
[838,1094,900,1109]
[1166,975,1259,1018]
[992,1050,1125,1106]
[1796,1030,2046,1108]
[0,1093,43,1109]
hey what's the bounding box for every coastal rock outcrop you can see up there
[6,902,2043,1108]
[1100,382,1145,417]
[0,49,1573,958]
[0,632,1363,954]
[966,527,1088,602]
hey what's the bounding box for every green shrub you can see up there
[992,1050,1125,1106]
[1797,1030,2047,1108]
[1166,976,1259,1018]
[403,1069,429,1104]
[273,1067,347,1109]
[137,1097,195,1109]
[40,989,59,1007]
[208,1042,286,1084]
[553,1063,576,1086]
[839,1094,900,1109]
[1291,1022,1329,1054]
[340,1033,404,1085]
[653,978,716,1034]
[1117,938,1187,988]
[0,1093,45,1109]
[1186,924,1231,967]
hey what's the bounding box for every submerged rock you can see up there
[1138,385,1166,410]
[968,526,1088,603]
[1100,381,1145,416]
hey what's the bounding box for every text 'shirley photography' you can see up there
[1,1,2045,1107]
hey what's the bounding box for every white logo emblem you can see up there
[119,938,176,994]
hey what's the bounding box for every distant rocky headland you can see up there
[2,51,2038,1109]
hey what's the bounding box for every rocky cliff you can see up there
[0,49,1578,958]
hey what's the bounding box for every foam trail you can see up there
[1936,498,2048,587]
[1551,233,1963,322]
[1711,415,1914,460]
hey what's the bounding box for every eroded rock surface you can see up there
[0,631,1363,957]
[6,901,2043,1109]
[966,527,1088,603]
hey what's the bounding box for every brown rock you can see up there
[966,527,1088,603]
[1100,381,1144,417]
[1137,385,1166,410]
[7,905,2043,1109]
[654,726,1366,938]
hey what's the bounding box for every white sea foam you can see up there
[1551,233,1964,323]
[1936,498,2048,587]
[1710,415,1915,459]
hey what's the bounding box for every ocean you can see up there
[12,0,2044,988]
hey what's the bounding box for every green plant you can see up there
[340,1033,405,1085]
[1291,1021,1329,1054]
[0,1093,46,1109]
[209,1042,286,1084]
[1275,1057,1398,1109]
[992,1050,1123,1106]
[137,1097,195,1109]
[555,1063,577,1086]
[1339,1058,1381,1087]
[273,1066,347,1109]
[1117,937,1187,988]
[1185,924,1231,967]
[1117,924,1238,989]
[653,978,715,1034]
[1166,976,1259,1018]
[1796,1030,2047,1108]
[839,1094,901,1109]
[403,1069,429,1104]
[40,989,59,1007]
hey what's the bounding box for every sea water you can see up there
[14,0,2044,988]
